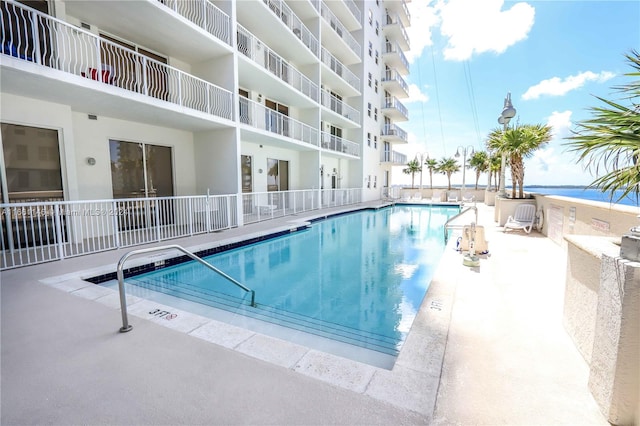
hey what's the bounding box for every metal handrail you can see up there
[443,206,478,243]
[116,244,255,333]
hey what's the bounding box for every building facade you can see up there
[0,0,410,268]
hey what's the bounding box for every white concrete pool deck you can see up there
[0,202,608,425]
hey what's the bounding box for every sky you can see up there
[392,0,640,188]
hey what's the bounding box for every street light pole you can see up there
[455,145,474,195]
[497,92,516,198]
[417,152,428,191]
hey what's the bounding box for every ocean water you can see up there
[523,187,639,207]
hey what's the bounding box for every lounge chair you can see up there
[447,191,459,202]
[462,193,475,203]
[411,192,422,201]
[504,204,536,233]
[431,191,442,202]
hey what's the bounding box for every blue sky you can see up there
[394,0,640,187]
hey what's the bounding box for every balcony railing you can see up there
[0,0,233,120]
[262,0,319,57]
[384,41,410,73]
[237,25,319,102]
[320,47,360,92]
[381,150,407,164]
[319,1,361,58]
[320,89,359,123]
[239,97,319,147]
[384,96,408,119]
[344,0,362,25]
[384,13,410,50]
[382,123,408,142]
[158,0,231,45]
[0,189,363,269]
[320,131,359,156]
[382,68,409,95]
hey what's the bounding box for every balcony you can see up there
[237,25,319,104]
[381,150,407,165]
[64,0,232,63]
[320,48,360,96]
[239,97,319,148]
[1,1,233,129]
[383,13,410,51]
[385,0,411,28]
[383,41,409,75]
[319,1,361,65]
[320,89,360,126]
[381,124,408,144]
[320,132,359,157]
[382,97,409,122]
[381,68,409,98]
[320,0,362,31]
[237,0,319,65]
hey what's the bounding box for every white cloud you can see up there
[405,2,439,63]
[522,71,616,100]
[546,110,573,140]
[404,83,429,103]
[438,0,535,61]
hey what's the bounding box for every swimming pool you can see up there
[98,205,459,367]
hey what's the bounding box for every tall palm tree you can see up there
[565,49,640,203]
[487,124,552,198]
[424,157,439,189]
[489,152,502,191]
[468,150,489,190]
[402,158,422,189]
[437,157,460,190]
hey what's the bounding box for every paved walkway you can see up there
[0,202,607,425]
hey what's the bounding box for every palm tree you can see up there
[468,150,489,190]
[565,49,640,203]
[487,124,552,198]
[424,158,439,189]
[437,157,460,190]
[402,158,422,189]
[489,152,502,191]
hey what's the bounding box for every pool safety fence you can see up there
[1,188,362,270]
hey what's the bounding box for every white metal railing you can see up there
[319,1,361,57]
[383,96,409,119]
[320,89,359,123]
[320,47,360,92]
[239,97,319,146]
[382,68,409,95]
[401,0,411,23]
[262,0,319,57]
[381,150,407,164]
[320,131,359,156]
[158,0,231,45]
[237,25,319,102]
[384,41,410,72]
[382,123,408,141]
[385,13,410,49]
[0,194,238,270]
[1,189,364,269]
[0,1,233,120]
[344,0,362,24]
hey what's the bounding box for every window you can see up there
[241,155,252,193]
[109,140,173,199]
[367,103,372,117]
[367,132,371,147]
[375,50,379,64]
[374,176,377,188]
[374,136,378,148]
[369,9,373,24]
[368,72,372,87]
[375,79,378,93]
[375,21,379,35]
[1,123,62,202]
[374,108,378,121]
[368,41,372,57]
[267,158,289,191]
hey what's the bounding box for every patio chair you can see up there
[431,191,442,202]
[447,191,459,202]
[462,192,475,203]
[504,204,537,234]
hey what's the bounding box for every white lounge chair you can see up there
[462,192,475,203]
[504,204,536,234]
[447,191,459,202]
[431,191,442,202]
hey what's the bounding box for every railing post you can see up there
[154,199,161,242]
[188,197,194,236]
[142,56,148,95]
[54,203,65,260]
[206,195,212,232]
[112,200,121,248]
[29,9,42,65]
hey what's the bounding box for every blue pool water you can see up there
[102,206,459,364]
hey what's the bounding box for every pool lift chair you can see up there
[504,203,537,234]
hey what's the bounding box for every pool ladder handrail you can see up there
[116,244,256,333]
[443,206,478,243]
